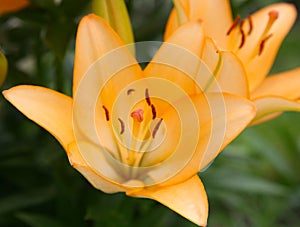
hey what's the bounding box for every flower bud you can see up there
[0,51,7,87]
[92,0,135,55]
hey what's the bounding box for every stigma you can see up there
[131,109,144,122]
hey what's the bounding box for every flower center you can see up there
[226,10,279,56]
[102,88,165,169]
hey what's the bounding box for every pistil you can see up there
[130,109,144,123]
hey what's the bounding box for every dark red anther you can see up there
[118,118,125,134]
[239,20,246,49]
[151,104,156,120]
[145,88,151,106]
[127,89,135,95]
[102,105,109,121]
[227,15,241,36]
[247,15,253,35]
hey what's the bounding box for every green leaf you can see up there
[0,187,55,214]
[43,17,76,59]
[16,212,66,227]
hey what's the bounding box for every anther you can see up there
[118,118,125,134]
[102,105,109,121]
[227,15,240,36]
[145,88,151,106]
[127,89,135,95]
[151,104,156,120]
[152,118,163,139]
[239,19,246,49]
[259,34,273,56]
[131,109,144,122]
[247,15,253,35]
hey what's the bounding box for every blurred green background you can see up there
[0,0,300,226]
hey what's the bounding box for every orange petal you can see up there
[214,52,249,97]
[201,38,220,76]
[138,91,205,186]
[236,3,297,91]
[198,93,256,169]
[2,85,73,150]
[252,96,300,125]
[127,175,208,227]
[165,0,233,48]
[173,0,189,25]
[0,0,29,15]
[142,93,255,187]
[196,38,222,92]
[192,0,232,48]
[145,21,205,95]
[72,15,142,154]
[67,142,129,193]
[252,67,300,100]
[164,8,179,40]
[201,38,249,97]
[73,14,141,95]
[164,0,190,40]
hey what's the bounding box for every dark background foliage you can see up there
[0,0,299,226]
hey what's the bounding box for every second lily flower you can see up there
[166,0,300,124]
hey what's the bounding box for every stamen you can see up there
[247,15,253,35]
[102,105,109,121]
[127,89,135,95]
[227,15,240,36]
[259,34,273,56]
[145,88,151,106]
[152,118,163,139]
[118,118,125,134]
[131,109,144,122]
[239,19,246,49]
[151,104,156,120]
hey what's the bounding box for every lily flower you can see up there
[165,0,300,124]
[0,0,29,15]
[3,14,256,226]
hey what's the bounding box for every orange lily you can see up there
[166,0,300,124]
[0,0,29,15]
[3,14,256,226]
